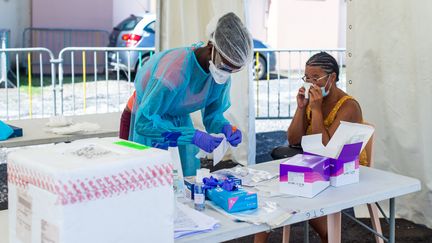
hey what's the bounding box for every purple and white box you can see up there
[279,154,331,198]
[301,121,375,187]
[328,142,363,187]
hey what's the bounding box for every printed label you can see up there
[185,188,192,200]
[194,194,205,204]
[16,190,32,243]
[228,197,239,210]
[288,172,305,184]
[41,219,60,243]
[343,161,355,174]
[68,144,114,160]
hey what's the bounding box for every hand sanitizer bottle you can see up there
[169,140,185,199]
[194,169,208,211]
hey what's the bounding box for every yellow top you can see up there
[305,95,368,166]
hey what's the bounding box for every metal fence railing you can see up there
[58,47,155,115]
[1,44,345,121]
[0,43,155,120]
[253,48,346,119]
[0,46,56,120]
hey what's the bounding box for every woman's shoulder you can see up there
[337,90,361,108]
[336,94,363,122]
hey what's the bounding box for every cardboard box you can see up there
[279,154,331,198]
[206,187,257,213]
[8,138,174,243]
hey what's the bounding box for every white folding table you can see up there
[0,159,421,243]
[176,161,420,243]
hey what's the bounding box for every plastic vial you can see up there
[194,169,207,211]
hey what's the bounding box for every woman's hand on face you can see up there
[297,87,308,109]
[309,85,323,111]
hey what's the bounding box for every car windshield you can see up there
[115,16,143,31]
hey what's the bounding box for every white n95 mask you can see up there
[209,60,230,84]
[209,45,231,84]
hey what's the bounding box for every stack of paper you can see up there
[174,203,219,239]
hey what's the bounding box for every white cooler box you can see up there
[8,138,174,243]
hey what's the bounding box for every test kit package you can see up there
[206,187,257,213]
[279,154,331,198]
[300,121,374,187]
[7,138,174,243]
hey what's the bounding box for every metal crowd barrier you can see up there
[253,48,346,119]
[0,46,56,120]
[1,44,345,121]
[58,47,155,115]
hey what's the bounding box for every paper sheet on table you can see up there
[195,134,231,166]
[301,121,374,159]
[253,178,285,198]
[47,122,100,135]
[174,203,219,239]
[212,166,278,187]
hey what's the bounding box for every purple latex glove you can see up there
[221,124,242,147]
[192,130,223,153]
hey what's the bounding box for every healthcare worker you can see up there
[127,12,253,176]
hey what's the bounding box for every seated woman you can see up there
[255,52,366,243]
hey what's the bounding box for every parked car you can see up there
[252,39,276,80]
[108,14,276,80]
[108,14,155,78]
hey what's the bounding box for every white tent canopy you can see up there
[347,0,432,228]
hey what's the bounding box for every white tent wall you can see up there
[347,0,432,227]
[157,0,255,166]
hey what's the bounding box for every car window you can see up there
[115,16,143,31]
[144,21,155,34]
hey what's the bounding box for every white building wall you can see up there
[246,0,270,43]
[112,0,156,27]
[266,0,346,70]
[0,0,31,48]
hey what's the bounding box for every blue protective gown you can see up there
[129,46,231,176]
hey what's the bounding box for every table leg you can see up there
[282,225,291,243]
[303,221,309,243]
[327,212,341,243]
[389,198,395,243]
